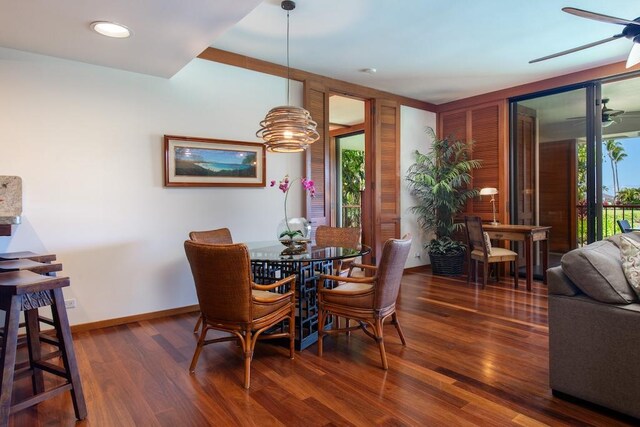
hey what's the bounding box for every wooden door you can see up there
[304,80,330,237]
[372,99,400,263]
[539,140,577,252]
[516,105,537,226]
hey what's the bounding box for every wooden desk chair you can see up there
[465,216,518,289]
[188,227,233,335]
[317,234,411,370]
[184,241,296,389]
[315,225,360,275]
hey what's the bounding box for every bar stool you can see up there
[0,268,86,425]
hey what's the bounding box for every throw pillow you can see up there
[620,235,640,298]
[483,232,492,255]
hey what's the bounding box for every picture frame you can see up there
[164,135,266,187]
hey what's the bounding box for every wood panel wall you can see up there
[305,81,329,236]
[438,101,507,223]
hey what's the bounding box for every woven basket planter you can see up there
[429,251,465,276]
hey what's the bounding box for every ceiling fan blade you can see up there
[626,43,640,68]
[562,7,640,26]
[529,34,623,64]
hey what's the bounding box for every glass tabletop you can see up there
[246,241,371,262]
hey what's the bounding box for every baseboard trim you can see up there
[70,304,200,333]
[404,265,431,273]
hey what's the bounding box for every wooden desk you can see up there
[483,224,551,291]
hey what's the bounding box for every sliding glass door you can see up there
[511,75,640,267]
[510,84,600,269]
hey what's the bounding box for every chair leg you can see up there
[482,263,489,289]
[467,256,472,285]
[289,306,295,359]
[193,313,203,335]
[513,261,519,288]
[374,318,388,370]
[317,306,325,357]
[189,325,208,373]
[243,328,253,389]
[474,260,478,284]
[495,264,501,282]
[391,312,406,346]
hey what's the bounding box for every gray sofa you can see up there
[547,232,640,419]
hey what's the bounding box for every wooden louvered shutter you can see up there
[439,101,506,223]
[372,99,400,263]
[304,80,329,235]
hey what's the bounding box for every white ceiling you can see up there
[0,1,638,104]
[0,0,263,77]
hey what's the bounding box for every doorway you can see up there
[329,94,366,239]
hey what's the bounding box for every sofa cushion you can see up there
[607,231,640,248]
[561,240,638,304]
[620,236,640,299]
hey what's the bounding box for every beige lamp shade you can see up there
[256,105,319,152]
[479,187,498,196]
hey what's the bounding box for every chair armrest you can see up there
[252,289,294,303]
[349,262,377,271]
[252,274,296,291]
[318,274,375,291]
[347,262,377,277]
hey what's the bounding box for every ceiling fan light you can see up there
[626,42,640,68]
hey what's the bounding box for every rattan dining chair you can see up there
[317,234,412,370]
[184,241,296,389]
[188,228,234,335]
[465,216,519,289]
[315,225,361,275]
[189,227,233,245]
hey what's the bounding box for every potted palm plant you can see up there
[406,127,481,275]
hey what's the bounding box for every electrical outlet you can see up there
[414,252,421,258]
[64,298,76,309]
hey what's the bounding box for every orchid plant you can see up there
[270,175,316,239]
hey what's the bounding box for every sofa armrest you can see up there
[547,266,580,296]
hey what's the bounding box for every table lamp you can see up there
[479,187,499,225]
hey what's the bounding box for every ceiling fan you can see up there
[566,98,625,127]
[530,7,640,68]
[601,98,625,127]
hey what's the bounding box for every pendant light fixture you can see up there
[256,0,319,153]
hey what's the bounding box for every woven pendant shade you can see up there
[257,105,319,153]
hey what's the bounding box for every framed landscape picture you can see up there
[164,135,266,187]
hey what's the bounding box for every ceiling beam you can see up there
[198,47,437,112]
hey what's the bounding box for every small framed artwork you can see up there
[164,135,266,187]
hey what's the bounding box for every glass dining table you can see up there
[246,241,371,350]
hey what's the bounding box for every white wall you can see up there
[400,106,437,268]
[0,47,305,325]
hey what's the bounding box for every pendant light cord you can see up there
[286,8,291,105]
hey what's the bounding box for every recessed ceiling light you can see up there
[90,21,131,38]
[360,68,377,74]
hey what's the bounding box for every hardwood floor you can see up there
[9,268,638,426]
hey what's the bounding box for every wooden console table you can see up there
[483,224,551,291]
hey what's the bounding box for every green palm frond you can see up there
[405,127,482,252]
